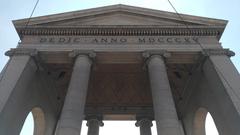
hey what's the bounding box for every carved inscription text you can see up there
[39,36,199,45]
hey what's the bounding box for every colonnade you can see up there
[55,50,183,135]
[0,48,240,135]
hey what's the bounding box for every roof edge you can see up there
[13,4,228,27]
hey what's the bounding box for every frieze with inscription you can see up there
[37,36,199,45]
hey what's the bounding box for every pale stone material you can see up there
[87,118,104,135]
[0,54,37,134]
[13,5,227,28]
[2,4,240,135]
[135,118,153,135]
[55,55,92,135]
[147,55,182,135]
[202,55,240,135]
[177,49,240,135]
[32,107,46,135]
[0,50,60,135]
[207,55,240,112]
[0,55,36,113]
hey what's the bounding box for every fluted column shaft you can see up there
[147,54,182,135]
[56,54,93,135]
[87,118,104,135]
[136,118,153,135]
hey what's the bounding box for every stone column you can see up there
[86,117,104,135]
[135,118,153,135]
[56,50,95,135]
[0,48,38,134]
[202,49,240,135]
[143,51,182,135]
[202,49,240,112]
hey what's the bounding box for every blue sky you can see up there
[1,0,239,135]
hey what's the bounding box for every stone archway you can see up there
[32,107,46,135]
[193,108,208,135]
[20,107,46,135]
[193,108,219,135]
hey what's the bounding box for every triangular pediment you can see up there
[39,12,188,26]
[13,4,227,40]
[13,4,227,27]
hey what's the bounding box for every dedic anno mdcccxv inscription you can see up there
[39,37,199,44]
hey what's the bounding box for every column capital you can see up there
[69,50,96,59]
[135,118,153,127]
[86,116,104,127]
[142,50,171,59]
[202,49,235,57]
[5,48,38,57]
[142,50,170,69]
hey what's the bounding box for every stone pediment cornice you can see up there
[13,5,227,26]
[13,4,227,40]
[17,25,223,39]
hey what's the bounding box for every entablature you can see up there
[17,25,223,39]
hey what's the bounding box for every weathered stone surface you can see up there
[56,55,92,135]
[1,4,239,135]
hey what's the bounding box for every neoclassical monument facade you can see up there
[0,4,240,135]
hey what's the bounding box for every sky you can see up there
[20,113,218,135]
[1,0,239,135]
